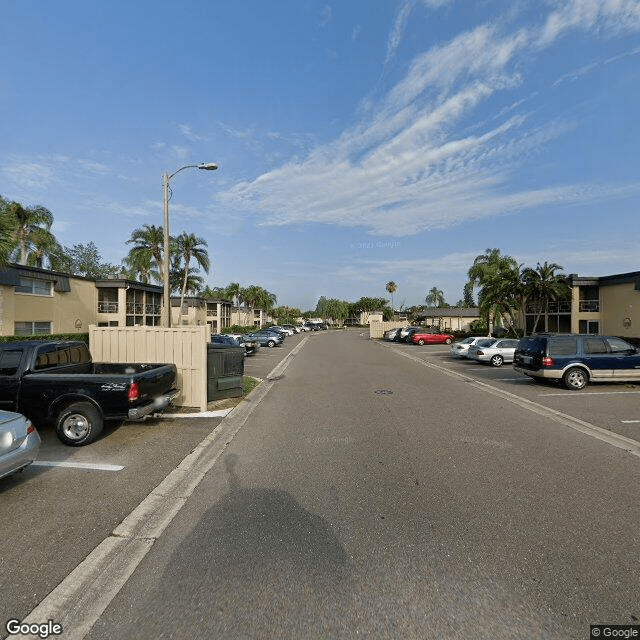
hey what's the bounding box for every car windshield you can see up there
[477,339,497,347]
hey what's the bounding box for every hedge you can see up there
[0,333,90,345]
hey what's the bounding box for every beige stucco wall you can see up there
[600,282,640,338]
[5,278,96,335]
[171,303,207,327]
[0,286,15,336]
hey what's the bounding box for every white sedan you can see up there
[467,338,520,367]
[449,336,490,358]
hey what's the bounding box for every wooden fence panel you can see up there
[368,320,408,339]
[89,325,208,410]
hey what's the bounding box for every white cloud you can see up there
[2,162,57,190]
[385,0,456,67]
[320,5,332,27]
[178,123,206,142]
[217,1,640,239]
[538,0,640,47]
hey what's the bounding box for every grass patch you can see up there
[243,376,260,396]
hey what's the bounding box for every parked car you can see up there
[0,340,178,446]
[280,324,300,334]
[302,323,320,331]
[468,338,520,366]
[258,327,287,340]
[450,336,491,358]
[246,332,283,348]
[0,410,41,480]
[211,334,260,356]
[268,325,294,336]
[399,326,423,341]
[411,331,454,345]
[384,328,401,341]
[513,333,640,390]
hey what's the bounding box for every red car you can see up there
[411,332,454,345]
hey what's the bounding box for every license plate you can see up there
[522,355,531,364]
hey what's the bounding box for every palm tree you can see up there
[466,248,519,334]
[477,264,524,337]
[425,286,445,307]
[25,227,64,269]
[4,201,56,265]
[126,224,167,285]
[385,281,397,317]
[0,197,17,266]
[174,232,210,316]
[121,250,158,284]
[225,282,243,307]
[522,261,570,334]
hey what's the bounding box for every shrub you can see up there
[0,333,89,345]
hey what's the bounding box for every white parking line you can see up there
[33,461,124,471]
[539,391,640,397]
[161,409,232,419]
[622,420,640,424]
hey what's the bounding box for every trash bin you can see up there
[207,343,245,401]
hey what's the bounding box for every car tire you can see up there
[445,338,452,344]
[490,354,504,367]
[267,340,275,348]
[563,367,588,390]
[55,401,103,446]
[417,339,425,345]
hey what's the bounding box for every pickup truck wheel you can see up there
[56,402,104,446]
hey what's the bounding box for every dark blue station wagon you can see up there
[513,334,640,390]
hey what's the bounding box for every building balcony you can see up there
[98,302,119,313]
[578,300,600,313]
[126,303,145,314]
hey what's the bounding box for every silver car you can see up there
[450,336,490,358]
[468,338,520,367]
[0,410,41,480]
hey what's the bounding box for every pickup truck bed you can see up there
[0,340,178,445]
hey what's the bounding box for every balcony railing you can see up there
[98,302,118,313]
[547,301,571,313]
[579,300,600,312]
[126,303,145,314]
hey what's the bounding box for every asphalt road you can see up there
[4,329,639,639]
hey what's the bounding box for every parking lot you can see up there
[381,338,640,443]
[0,327,319,624]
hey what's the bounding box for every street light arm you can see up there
[167,163,218,181]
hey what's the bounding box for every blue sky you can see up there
[2,0,639,311]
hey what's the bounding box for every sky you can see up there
[1,0,640,312]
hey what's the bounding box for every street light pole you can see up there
[161,162,218,328]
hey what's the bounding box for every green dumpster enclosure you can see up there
[207,343,245,401]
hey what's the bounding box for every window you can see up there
[15,321,52,336]
[549,337,578,356]
[98,288,118,313]
[584,337,608,354]
[0,349,23,376]
[15,276,52,296]
[34,344,90,370]
[606,337,634,353]
[579,320,599,335]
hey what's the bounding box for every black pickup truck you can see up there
[0,340,178,446]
